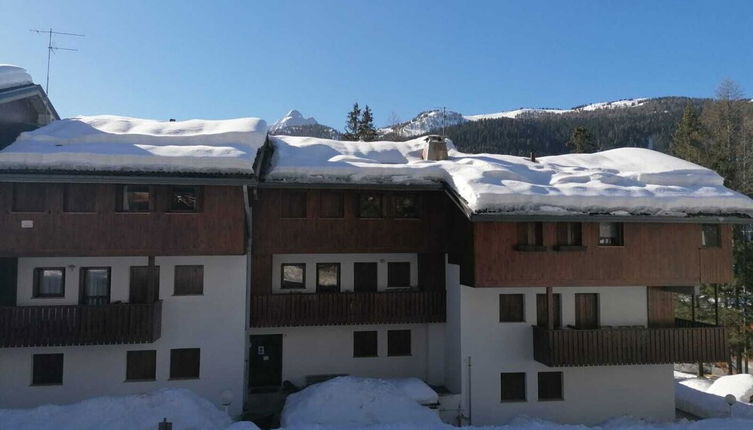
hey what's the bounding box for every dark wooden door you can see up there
[536,293,562,328]
[129,266,160,304]
[575,293,599,329]
[354,262,378,293]
[249,334,283,391]
[647,288,675,328]
[0,258,18,307]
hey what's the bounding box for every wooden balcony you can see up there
[532,319,728,367]
[250,290,446,327]
[0,301,162,348]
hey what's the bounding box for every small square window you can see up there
[282,191,307,218]
[118,185,151,212]
[599,222,624,246]
[516,222,544,250]
[358,193,383,218]
[387,330,411,356]
[170,186,199,212]
[320,191,344,218]
[12,183,46,212]
[499,294,525,322]
[281,264,306,289]
[33,268,65,298]
[170,348,200,379]
[32,353,63,385]
[556,222,582,247]
[394,193,418,218]
[500,372,526,402]
[701,224,721,248]
[174,265,204,295]
[353,331,378,357]
[538,372,563,401]
[126,350,157,381]
[387,262,411,288]
[316,263,340,293]
[63,184,97,213]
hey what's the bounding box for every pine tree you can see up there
[566,127,596,153]
[670,104,706,165]
[343,103,361,141]
[358,105,377,142]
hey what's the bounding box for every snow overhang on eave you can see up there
[0,171,258,186]
[468,213,753,224]
[257,181,444,191]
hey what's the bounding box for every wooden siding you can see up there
[0,301,162,348]
[532,319,728,367]
[250,291,446,327]
[474,222,733,287]
[0,183,246,256]
[647,287,676,328]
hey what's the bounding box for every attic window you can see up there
[117,185,151,212]
[358,193,383,218]
[516,222,544,251]
[701,224,721,248]
[169,186,200,212]
[599,222,624,246]
[556,222,583,250]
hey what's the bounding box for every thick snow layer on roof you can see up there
[267,136,753,217]
[0,65,33,90]
[0,115,267,175]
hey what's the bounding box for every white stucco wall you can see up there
[249,323,445,388]
[451,282,675,425]
[0,255,247,417]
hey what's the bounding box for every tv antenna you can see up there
[30,28,85,94]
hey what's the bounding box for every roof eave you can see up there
[468,212,753,224]
[0,171,257,186]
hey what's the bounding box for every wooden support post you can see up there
[147,256,157,304]
[546,287,554,331]
[714,284,720,326]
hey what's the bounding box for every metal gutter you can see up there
[0,173,258,186]
[468,213,753,224]
[258,181,444,191]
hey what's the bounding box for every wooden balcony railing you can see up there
[0,301,162,348]
[250,290,446,327]
[532,318,728,367]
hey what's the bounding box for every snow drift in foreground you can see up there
[281,376,442,427]
[674,371,753,419]
[0,64,33,90]
[706,374,753,402]
[0,115,268,175]
[0,388,258,430]
[267,136,753,217]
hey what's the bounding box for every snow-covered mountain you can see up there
[270,110,318,132]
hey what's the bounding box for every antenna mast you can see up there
[30,28,85,94]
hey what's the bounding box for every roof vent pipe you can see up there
[423,135,449,161]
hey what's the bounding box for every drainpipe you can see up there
[466,356,472,426]
[242,184,254,409]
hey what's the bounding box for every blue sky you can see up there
[1,0,752,129]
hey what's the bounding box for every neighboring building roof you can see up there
[0,65,59,149]
[0,115,267,177]
[0,65,33,90]
[265,135,753,219]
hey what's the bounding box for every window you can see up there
[538,372,563,401]
[316,263,340,293]
[556,222,582,248]
[599,222,624,246]
[536,293,562,329]
[387,330,411,356]
[575,293,600,329]
[12,183,45,212]
[169,186,199,212]
[320,191,344,218]
[170,348,200,379]
[33,268,65,298]
[387,262,411,288]
[354,262,378,293]
[358,193,382,218]
[129,266,160,304]
[80,267,110,305]
[500,372,526,402]
[63,184,97,212]
[393,193,418,218]
[174,265,203,295]
[32,353,63,385]
[282,191,307,218]
[702,224,721,248]
[516,222,544,250]
[281,263,306,289]
[353,331,378,357]
[117,185,151,212]
[126,350,157,381]
[499,294,525,322]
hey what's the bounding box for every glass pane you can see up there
[124,185,150,211]
[39,270,63,295]
[317,263,339,287]
[359,194,382,218]
[171,187,198,211]
[282,264,305,289]
[84,269,110,304]
[394,194,417,218]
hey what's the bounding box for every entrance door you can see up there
[249,334,283,391]
[354,262,378,293]
[575,293,599,329]
[129,266,160,304]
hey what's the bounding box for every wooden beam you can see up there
[546,287,554,331]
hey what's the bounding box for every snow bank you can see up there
[0,64,33,90]
[0,115,267,175]
[706,374,753,402]
[267,136,753,217]
[280,376,441,427]
[388,377,439,404]
[674,372,753,419]
[0,388,247,430]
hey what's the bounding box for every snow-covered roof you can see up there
[266,135,753,218]
[0,65,33,91]
[0,115,268,176]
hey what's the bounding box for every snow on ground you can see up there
[0,388,258,430]
[266,136,753,217]
[464,108,571,121]
[0,115,267,175]
[706,374,753,402]
[674,371,753,419]
[576,98,649,111]
[280,376,442,427]
[0,64,33,90]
